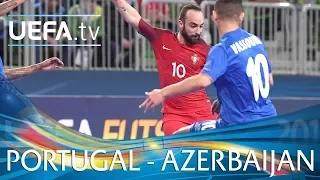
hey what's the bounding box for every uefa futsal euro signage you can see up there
[30,96,164,140]
[8,15,101,46]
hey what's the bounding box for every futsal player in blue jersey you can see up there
[0,56,63,119]
[139,0,277,134]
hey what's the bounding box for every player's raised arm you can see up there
[112,0,142,31]
[0,0,26,16]
[112,0,158,41]
[4,57,63,81]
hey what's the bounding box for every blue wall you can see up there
[11,71,320,97]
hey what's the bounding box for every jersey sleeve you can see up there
[201,45,228,81]
[138,19,160,42]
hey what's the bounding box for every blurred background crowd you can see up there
[0,0,319,75]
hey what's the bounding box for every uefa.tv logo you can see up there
[8,14,101,47]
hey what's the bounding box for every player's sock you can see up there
[190,120,216,132]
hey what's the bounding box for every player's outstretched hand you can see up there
[38,57,64,71]
[139,89,164,113]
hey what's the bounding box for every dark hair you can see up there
[179,4,202,23]
[214,0,244,21]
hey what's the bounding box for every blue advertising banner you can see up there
[29,96,165,140]
[28,96,320,140]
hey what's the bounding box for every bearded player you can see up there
[139,0,277,134]
[112,0,218,135]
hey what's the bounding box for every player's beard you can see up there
[181,26,201,45]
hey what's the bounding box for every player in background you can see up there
[139,0,277,134]
[112,0,218,135]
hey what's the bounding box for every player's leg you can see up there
[0,76,30,117]
[173,120,218,135]
[0,75,44,124]
[162,113,195,135]
[162,120,191,136]
[172,124,194,134]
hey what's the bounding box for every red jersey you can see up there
[138,19,216,120]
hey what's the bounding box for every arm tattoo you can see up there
[120,6,127,12]
[4,65,38,81]
[0,1,18,12]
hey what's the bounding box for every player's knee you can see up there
[173,125,193,135]
[0,91,30,117]
[163,120,190,136]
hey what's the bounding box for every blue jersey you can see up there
[201,28,277,128]
[0,57,7,82]
[0,57,4,77]
[0,56,36,119]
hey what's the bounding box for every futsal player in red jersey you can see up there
[112,0,218,135]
